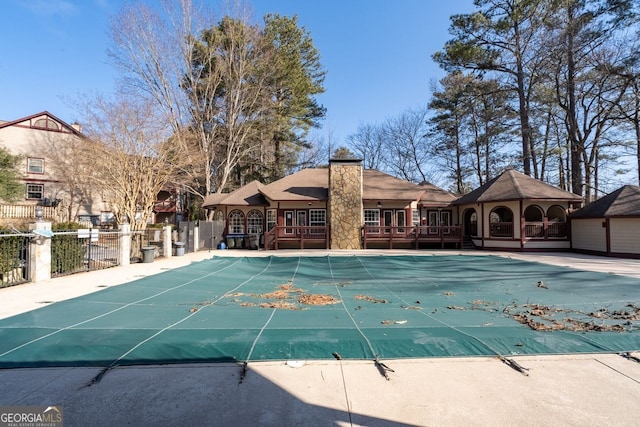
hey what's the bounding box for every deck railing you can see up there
[490,222,513,238]
[362,225,462,249]
[264,226,329,250]
[0,204,57,219]
[524,222,567,239]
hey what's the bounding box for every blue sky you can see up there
[0,0,475,145]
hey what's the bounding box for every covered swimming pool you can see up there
[0,254,638,368]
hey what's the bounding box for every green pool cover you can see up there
[0,255,638,368]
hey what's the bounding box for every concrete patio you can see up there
[1,249,639,426]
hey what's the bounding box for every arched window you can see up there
[524,205,544,237]
[228,210,245,234]
[489,207,513,238]
[33,118,60,130]
[246,210,263,234]
[547,205,567,237]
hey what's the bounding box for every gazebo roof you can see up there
[453,169,583,205]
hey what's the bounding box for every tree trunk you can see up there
[566,4,583,197]
[516,63,533,177]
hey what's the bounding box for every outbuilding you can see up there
[570,185,640,259]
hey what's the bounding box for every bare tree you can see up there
[108,0,223,201]
[347,123,386,170]
[380,107,436,184]
[38,130,101,222]
[78,92,184,233]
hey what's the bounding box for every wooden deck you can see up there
[263,225,463,250]
[362,225,462,249]
[264,226,330,250]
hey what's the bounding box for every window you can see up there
[228,210,245,234]
[412,209,419,227]
[101,211,116,226]
[364,209,380,233]
[309,209,326,226]
[26,184,44,200]
[396,210,406,233]
[309,209,326,235]
[246,210,263,234]
[266,209,276,231]
[284,211,294,234]
[428,211,439,234]
[383,210,393,233]
[33,117,60,130]
[27,158,44,174]
[297,211,307,228]
[440,211,451,226]
[440,211,451,234]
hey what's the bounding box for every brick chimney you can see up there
[328,158,363,249]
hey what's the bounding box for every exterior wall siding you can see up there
[571,219,606,252]
[610,218,640,255]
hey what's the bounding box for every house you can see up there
[570,185,640,259]
[0,111,182,227]
[203,159,461,250]
[153,187,185,225]
[0,111,110,224]
[452,169,583,251]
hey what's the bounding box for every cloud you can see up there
[22,0,78,17]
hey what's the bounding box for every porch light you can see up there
[377,201,382,208]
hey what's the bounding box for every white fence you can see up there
[0,205,57,220]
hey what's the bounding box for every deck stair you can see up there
[462,236,476,250]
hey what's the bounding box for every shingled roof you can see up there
[419,181,458,206]
[570,185,640,218]
[362,169,426,201]
[203,167,458,207]
[259,168,329,201]
[202,180,268,207]
[453,169,583,205]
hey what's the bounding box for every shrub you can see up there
[51,222,85,275]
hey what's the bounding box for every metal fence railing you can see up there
[0,231,32,288]
[141,228,166,257]
[51,229,120,278]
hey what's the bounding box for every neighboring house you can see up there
[153,187,185,225]
[0,111,182,227]
[570,185,640,259]
[203,159,461,250]
[452,169,583,251]
[0,111,109,224]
